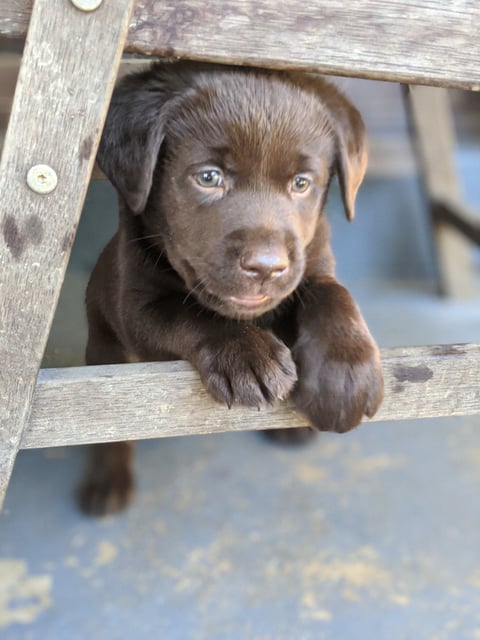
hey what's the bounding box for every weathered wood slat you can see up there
[22,344,480,449]
[406,86,477,297]
[0,0,135,507]
[1,1,480,89]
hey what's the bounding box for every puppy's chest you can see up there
[253,300,298,348]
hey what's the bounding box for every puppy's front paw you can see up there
[293,335,383,433]
[196,328,297,408]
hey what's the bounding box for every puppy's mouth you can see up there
[208,290,275,318]
[176,257,293,318]
[228,294,271,309]
[200,288,279,319]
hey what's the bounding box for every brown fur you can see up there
[77,62,383,516]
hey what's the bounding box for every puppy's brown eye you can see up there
[291,175,311,194]
[194,169,223,188]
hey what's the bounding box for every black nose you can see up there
[240,248,289,280]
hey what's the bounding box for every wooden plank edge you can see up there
[23,343,480,449]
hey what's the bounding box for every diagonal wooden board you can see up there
[0,0,135,508]
[22,344,480,449]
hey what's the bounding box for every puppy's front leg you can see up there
[128,299,298,409]
[293,276,384,433]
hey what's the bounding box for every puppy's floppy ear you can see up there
[323,85,368,221]
[96,66,174,214]
[288,73,368,221]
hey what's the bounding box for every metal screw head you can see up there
[26,164,58,195]
[70,0,104,11]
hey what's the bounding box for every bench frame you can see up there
[0,0,479,508]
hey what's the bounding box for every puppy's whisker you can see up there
[182,279,208,305]
[294,287,306,310]
[152,247,168,272]
[127,233,164,245]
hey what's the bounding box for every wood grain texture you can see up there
[0,0,135,507]
[23,344,480,449]
[1,0,480,89]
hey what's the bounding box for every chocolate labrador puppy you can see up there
[78,62,383,515]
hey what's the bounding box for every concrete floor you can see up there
[1,83,480,639]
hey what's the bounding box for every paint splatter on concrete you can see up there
[301,592,332,622]
[0,560,52,629]
[346,453,405,476]
[154,520,166,535]
[94,541,118,567]
[294,461,328,484]
[302,548,391,591]
[173,536,235,595]
[298,546,411,609]
[63,556,80,568]
[469,570,480,588]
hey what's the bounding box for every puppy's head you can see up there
[97,62,367,319]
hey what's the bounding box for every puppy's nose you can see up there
[240,248,289,281]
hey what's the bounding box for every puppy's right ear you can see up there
[97,68,172,214]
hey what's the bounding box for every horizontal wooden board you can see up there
[23,344,480,449]
[1,1,480,89]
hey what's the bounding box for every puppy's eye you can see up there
[194,169,224,188]
[291,175,311,194]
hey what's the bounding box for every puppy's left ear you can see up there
[325,88,368,221]
[97,66,176,214]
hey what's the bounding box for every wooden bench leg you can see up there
[0,0,135,508]
[405,85,477,297]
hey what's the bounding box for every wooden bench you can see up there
[1,0,479,508]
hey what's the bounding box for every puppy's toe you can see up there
[197,331,297,408]
[294,357,384,434]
